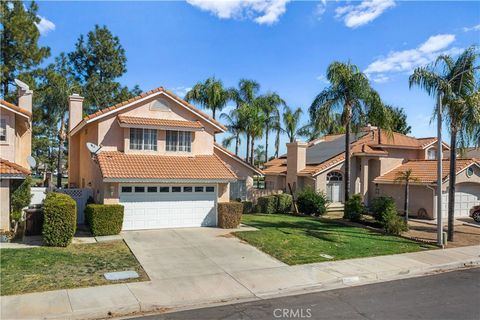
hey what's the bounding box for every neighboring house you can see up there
[68,87,261,230]
[0,86,33,230]
[263,126,480,219]
[444,147,480,160]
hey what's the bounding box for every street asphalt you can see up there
[128,268,480,320]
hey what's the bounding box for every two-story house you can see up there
[68,87,261,230]
[264,127,480,219]
[0,84,33,230]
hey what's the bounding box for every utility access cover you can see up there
[104,271,139,281]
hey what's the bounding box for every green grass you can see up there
[235,214,434,265]
[0,240,148,296]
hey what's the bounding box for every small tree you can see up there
[11,176,33,223]
[394,169,419,222]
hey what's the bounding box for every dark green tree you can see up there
[68,25,139,113]
[367,105,411,135]
[0,1,50,100]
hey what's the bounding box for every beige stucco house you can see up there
[68,86,261,230]
[0,86,33,230]
[264,127,480,219]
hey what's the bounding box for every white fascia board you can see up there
[214,145,263,175]
[311,159,346,177]
[103,178,236,183]
[0,105,30,120]
[118,121,204,132]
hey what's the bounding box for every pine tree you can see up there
[0,1,50,100]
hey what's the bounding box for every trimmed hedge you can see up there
[370,196,397,223]
[42,192,77,247]
[218,202,243,228]
[85,204,124,236]
[257,196,277,214]
[274,193,293,214]
[382,208,408,235]
[242,201,254,214]
[344,194,366,221]
[296,187,328,216]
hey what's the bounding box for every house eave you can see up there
[103,177,236,183]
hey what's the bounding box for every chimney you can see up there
[16,80,33,113]
[286,140,308,191]
[69,94,84,131]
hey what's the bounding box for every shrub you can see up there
[344,194,366,221]
[296,187,328,216]
[42,192,76,247]
[11,176,32,222]
[382,208,408,235]
[257,196,277,214]
[274,193,293,214]
[85,204,124,236]
[218,202,243,228]
[370,196,397,223]
[242,201,254,214]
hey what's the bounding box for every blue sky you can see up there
[35,1,479,157]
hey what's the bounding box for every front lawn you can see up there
[0,240,148,296]
[235,214,434,265]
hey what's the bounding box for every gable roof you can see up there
[213,143,264,175]
[97,151,237,182]
[0,100,32,119]
[117,115,204,130]
[70,87,227,136]
[0,158,30,178]
[374,159,479,185]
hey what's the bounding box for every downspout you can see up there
[426,184,437,221]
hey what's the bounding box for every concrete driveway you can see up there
[122,227,286,281]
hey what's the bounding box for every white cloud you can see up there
[335,0,395,28]
[463,24,480,32]
[186,0,290,25]
[316,75,329,84]
[172,86,192,98]
[364,34,461,82]
[315,0,327,20]
[35,15,55,35]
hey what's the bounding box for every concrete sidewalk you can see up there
[1,245,479,320]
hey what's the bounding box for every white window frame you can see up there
[166,130,192,152]
[427,148,436,160]
[0,118,7,142]
[130,128,157,151]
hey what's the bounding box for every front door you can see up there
[327,182,341,203]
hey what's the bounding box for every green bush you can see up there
[370,196,397,223]
[11,176,32,222]
[382,208,408,235]
[274,193,293,214]
[218,202,243,228]
[296,187,328,216]
[257,196,277,214]
[85,204,124,236]
[42,192,76,247]
[344,194,366,221]
[242,201,254,214]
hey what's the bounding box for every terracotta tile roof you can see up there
[0,100,32,118]
[117,115,203,129]
[76,87,226,132]
[299,153,345,175]
[0,158,30,175]
[96,151,237,181]
[263,157,287,175]
[374,159,478,184]
[213,143,263,175]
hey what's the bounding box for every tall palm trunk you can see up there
[404,182,409,222]
[246,134,250,162]
[212,108,216,142]
[447,127,457,241]
[56,116,66,188]
[264,124,269,164]
[275,128,280,158]
[250,138,255,165]
[235,132,239,155]
[344,106,352,202]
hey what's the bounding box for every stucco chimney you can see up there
[286,140,308,191]
[69,94,84,131]
[16,80,33,113]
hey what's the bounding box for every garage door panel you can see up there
[442,183,480,217]
[119,185,217,230]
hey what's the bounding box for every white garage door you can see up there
[442,183,480,217]
[119,185,217,230]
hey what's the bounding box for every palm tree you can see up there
[185,77,231,121]
[409,46,479,241]
[220,110,243,155]
[256,92,285,163]
[282,106,303,143]
[394,169,420,222]
[309,62,380,202]
[229,79,260,160]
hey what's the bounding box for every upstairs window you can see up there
[130,128,157,151]
[427,148,436,160]
[0,119,6,141]
[166,130,191,152]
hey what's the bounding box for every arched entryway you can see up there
[326,171,343,203]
